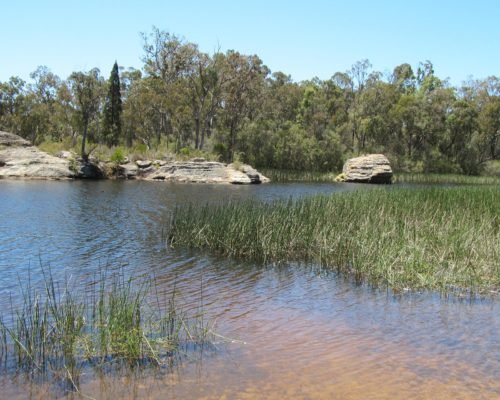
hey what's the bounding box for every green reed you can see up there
[261,168,500,185]
[169,186,499,294]
[0,268,213,394]
[393,173,500,185]
[261,169,339,183]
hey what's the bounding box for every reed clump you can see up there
[393,173,500,185]
[0,269,213,394]
[261,169,339,183]
[169,187,499,293]
[261,169,500,186]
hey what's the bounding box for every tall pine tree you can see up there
[103,61,122,146]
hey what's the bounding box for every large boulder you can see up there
[340,154,393,184]
[0,131,74,179]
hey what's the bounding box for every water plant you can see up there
[393,173,500,185]
[261,169,500,185]
[168,186,499,294]
[0,268,215,395]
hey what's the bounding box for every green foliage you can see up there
[134,143,148,154]
[102,61,123,146]
[110,147,126,164]
[483,160,500,176]
[1,29,499,175]
[213,142,228,162]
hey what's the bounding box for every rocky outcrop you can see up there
[338,154,393,184]
[0,132,74,179]
[231,164,270,184]
[0,131,32,147]
[0,131,269,184]
[145,160,269,184]
[75,161,105,179]
[116,162,139,179]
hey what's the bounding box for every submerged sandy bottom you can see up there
[1,181,498,399]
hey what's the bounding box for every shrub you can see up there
[110,147,126,164]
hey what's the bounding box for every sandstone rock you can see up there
[0,132,74,179]
[136,160,152,169]
[146,161,269,184]
[148,161,230,183]
[56,150,75,159]
[0,131,31,147]
[76,161,105,179]
[116,163,138,179]
[341,154,392,184]
[229,163,269,184]
[0,131,269,184]
[228,169,252,184]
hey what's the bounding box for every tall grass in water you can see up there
[261,169,340,183]
[169,187,499,293]
[393,173,500,185]
[262,168,500,185]
[0,269,214,395]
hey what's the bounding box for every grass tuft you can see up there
[0,268,214,394]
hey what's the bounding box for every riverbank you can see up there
[169,186,500,294]
[0,131,269,184]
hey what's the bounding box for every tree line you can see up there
[1,27,499,173]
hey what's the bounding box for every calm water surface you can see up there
[0,180,498,399]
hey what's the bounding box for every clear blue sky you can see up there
[1,0,499,85]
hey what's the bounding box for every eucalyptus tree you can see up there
[142,27,199,147]
[346,59,372,152]
[0,76,26,134]
[68,68,104,159]
[479,96,500,161]
[23,66,62,143]
[220,50,269,161]
[187,50,229,150]
[392,63,416,93]
[445,99,480,173]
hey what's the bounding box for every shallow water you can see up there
[0,180,498,399]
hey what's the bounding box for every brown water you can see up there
[0,180,498,399]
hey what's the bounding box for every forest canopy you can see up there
[1,27,499,174]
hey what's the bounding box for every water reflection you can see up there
[0,180,498,399]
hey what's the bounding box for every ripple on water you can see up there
[0,180,498,399]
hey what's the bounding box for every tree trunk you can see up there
[229,120,236,162]
[194,115,200,150]
[81,121,88,161]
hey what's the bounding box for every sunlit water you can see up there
[0,180,498,399]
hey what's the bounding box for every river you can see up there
[0,180,498,399]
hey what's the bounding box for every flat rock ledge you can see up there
[0,131,74,180]
[0,131,269,184]
[336,154,393,184]
[145,160,269,184]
